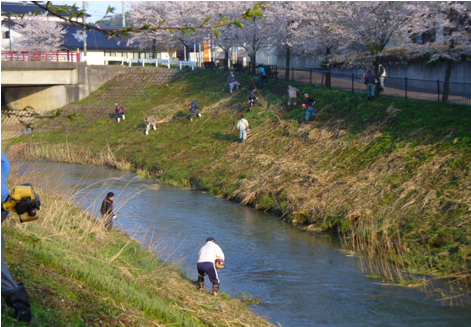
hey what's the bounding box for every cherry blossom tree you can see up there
[329,2,429,77]
[15,12,66,51]
[418,1,471,101]
[262,2,307,80]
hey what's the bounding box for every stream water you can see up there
[19,162,471,327]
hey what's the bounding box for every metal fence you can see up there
[1,51,81,63]
[276,67,470,106]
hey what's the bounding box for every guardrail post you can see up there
[192,62,195,70]
[352,73,354,92]
[56,52,59,62]
[168,60,170,69]
[180,61,182,70]
[310,69,312,85]
[437,79,440,102]
[405,77,408,99]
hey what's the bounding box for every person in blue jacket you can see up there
[1,151,32,322]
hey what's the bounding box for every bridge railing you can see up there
[1,51,81,63]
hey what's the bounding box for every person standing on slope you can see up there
[227,71,240,94]
[302,93,316,122]
[237,115,250,143]
[378,64,387,93]
[100,192,116,230]
[188,99,202,122]
[287,85,300,111]
[197,237,225,295]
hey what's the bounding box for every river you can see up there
[20,162,471,327]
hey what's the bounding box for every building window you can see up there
[2,31,10,39]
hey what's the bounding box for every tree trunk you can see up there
[284,46,291,81]
[442,60,453,103]
[249,53,256,74]
[224,50,229,70]
[185,45,190,61]
[325,47,331,88]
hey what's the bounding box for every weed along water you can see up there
[22,161,471,327]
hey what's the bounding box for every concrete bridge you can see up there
[1,61,125,111]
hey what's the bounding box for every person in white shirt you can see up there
[197,237,225,295]
[237,115,249,143]
[378,64,387,93]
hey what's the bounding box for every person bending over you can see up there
[197,237,225,295]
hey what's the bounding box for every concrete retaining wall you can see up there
[1,62,125,110]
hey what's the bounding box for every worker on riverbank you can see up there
[197,237,225,296]
[287,85,300,111]
[227,71,240,94]
[257,64,268,89]
[188,99,202,122]
[144,114,157,135]
[100,192,116,230]
[237,115,250,143]
[303,93,316,122]
[1,151,33,322]
[364,70,376,100]
[114,103,125,122]
[248,87,257,110]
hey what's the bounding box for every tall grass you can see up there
[1,161,273,326]
[6,68,471,289]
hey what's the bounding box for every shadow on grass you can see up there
[213,132,238,142]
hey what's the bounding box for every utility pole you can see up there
[122,2,125,27]
[82,1,87,62]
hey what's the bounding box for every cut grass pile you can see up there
[6,67,471,283]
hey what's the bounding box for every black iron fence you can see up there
[276,67,471,106]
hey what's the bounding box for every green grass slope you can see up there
[9,67,471,281]
[1,166,272,326]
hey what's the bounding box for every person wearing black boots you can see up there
[1,151,32,322]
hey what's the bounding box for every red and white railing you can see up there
[1,51,81,63]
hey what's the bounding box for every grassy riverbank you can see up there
[0,162,272,326]
[5,67,471,284]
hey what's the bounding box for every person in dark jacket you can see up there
[114,103,125,122]
[188,99,202,122]
[302,93,316,122]
[248,87,257,110]
[364,70,376,100]
[100,192,116,230]
[227,71,240,93]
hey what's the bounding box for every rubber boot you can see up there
[153,125,156,130]
[212,284,219,296]
[199,282,204,291]
[117,118,120,123]
[2,284,32,322]
[122,115,125,120]
[198,113,202,117]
